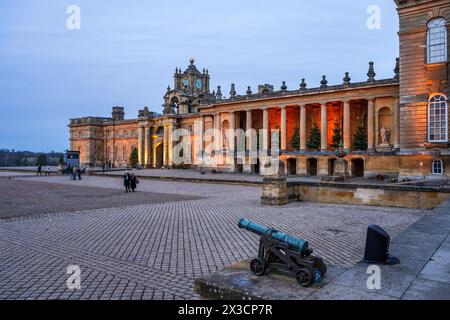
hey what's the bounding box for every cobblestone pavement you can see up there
[0,174,425,300]
[0,179,202,219]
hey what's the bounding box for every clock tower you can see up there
[163,58,215,115]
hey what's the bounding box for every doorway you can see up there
[307,158,318,176]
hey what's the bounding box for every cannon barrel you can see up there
[238,218,309,255]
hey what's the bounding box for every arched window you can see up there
[428,95,448,142]
[123,146,127,161]
[432,160,444,175]
[427,18,447,64]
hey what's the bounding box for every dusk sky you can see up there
[0,0,399,152]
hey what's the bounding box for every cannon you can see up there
[238,218,327,287]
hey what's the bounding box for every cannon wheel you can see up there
[313,257,327,277]
[250,258,266,276]
[296,268,313,287]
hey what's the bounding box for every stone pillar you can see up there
[320,103,328,151]
[300,105,306,151]
[367,98,375,151]
[246,110,253,151]
[213,113,221,168]
[137,126,144,166]
[163,126,168,166]
[393,97,400,149]
[144,126,151,168]
[343,100,351,151]
[244,110,254,174]
[228,111,236,172]
[167,124,173,167]
[318,157,329,176]
[262,108,269,152]
[261,161,288,206]
[280,106,287,150]
[152,133,158,168]
[196,115,205,166]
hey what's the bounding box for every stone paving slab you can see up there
[194,260,348,300]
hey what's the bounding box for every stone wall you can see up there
[286,181,450,209]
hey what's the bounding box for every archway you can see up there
[352,158,364,177]
[155,143,164,168]
[307,158,318,176]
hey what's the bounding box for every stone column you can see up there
[262,108,269,152]
[343,100,351,151]
[320,103,328,151]
[300,105,306,150]
[367,98,375,151]
[137,126,144,166]
[163,126,168,166]
[152,132,158,168]
[144,126,150,168]
[214,113,221,152]
[228,111,236,172]
[196,115,205,166]
[280,106,287,150]
[167,124,173,167]
[246,110,253,151]
[393,97,400,149]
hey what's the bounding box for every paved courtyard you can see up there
[0,173,425,300]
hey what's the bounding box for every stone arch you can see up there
[154,142,164,168]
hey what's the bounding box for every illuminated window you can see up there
[428,95,448,142]
[432,160,444,175]
[427,18,447,64]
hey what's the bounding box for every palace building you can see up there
[69,0,450,179]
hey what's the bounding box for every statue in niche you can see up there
[379,127,391,145]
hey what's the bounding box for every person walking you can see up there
[130,173,139,192]
[77,167,82,180]
[102,162,106,173]
[37,165,42,176]
[72,166,77,181]
[123,171,131,193]
[46,166,51,176]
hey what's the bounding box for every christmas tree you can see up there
[353,126,368,151]
[291,127,300,150]
[129,147,139,168]
[331,125,343,149]
[307,124,321,150]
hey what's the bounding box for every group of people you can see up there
[36,166,51,176]
[70,166,83,180]
[102,161,113,172]
[123,171,139,193]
